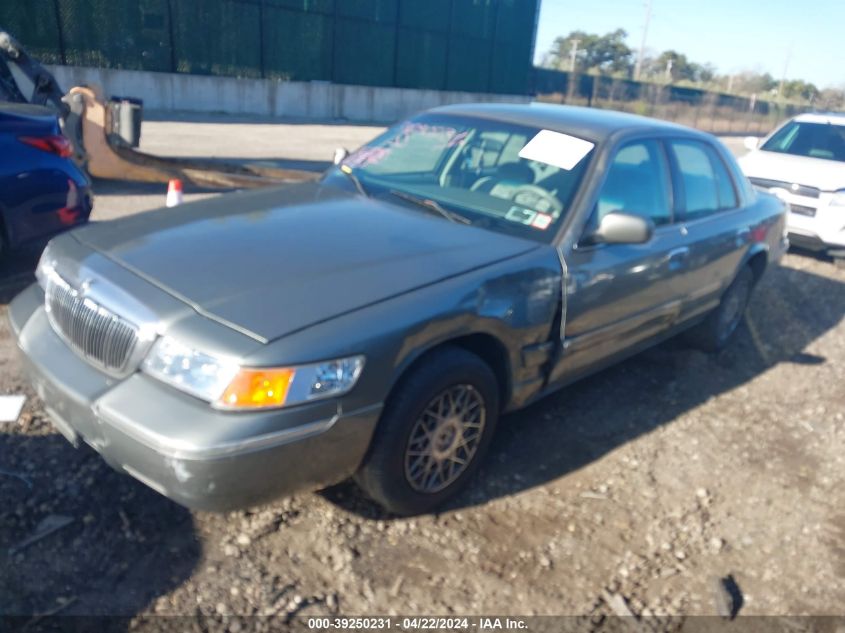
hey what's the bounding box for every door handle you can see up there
[666,246,690,270]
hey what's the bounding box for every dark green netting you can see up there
[263,5,332,80]
[337,0,396,23]
[171,0,261,77]
[396,28,448,90]
[1,0,539,94]
[398,0,450,32]
[1,0,64,64]
[266,0,333,13]
[450,0,497,39]
[445,35,491,92]
[333,16,395,86]
[59,0,172,71]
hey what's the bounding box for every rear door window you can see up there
[670,140,738,220]
[709,148,739,210]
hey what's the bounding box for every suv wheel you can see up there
[355,346,499,515]
[685,266,754,352]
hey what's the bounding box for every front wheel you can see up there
[685,266,754,352]
[354,347,499,515]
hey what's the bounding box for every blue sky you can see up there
[533,0,845,89]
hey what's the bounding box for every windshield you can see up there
[761,120,845,162]
[324,114,595,242]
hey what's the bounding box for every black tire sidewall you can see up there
[356,347,499,515]
[716,267,753,346]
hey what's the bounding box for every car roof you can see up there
[428,102,702,143]
[793,112,845,126]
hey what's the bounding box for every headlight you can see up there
[35,243,55,289]
[142,337,240,403]
[142,336,365,410]
[830,190,845,207]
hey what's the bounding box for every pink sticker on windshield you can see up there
[344,123,464,168]
[531,213,553,230]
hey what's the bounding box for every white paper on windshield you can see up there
[0,395,25,423]
[518,129,594,171]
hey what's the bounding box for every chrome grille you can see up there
[45,272,139,374]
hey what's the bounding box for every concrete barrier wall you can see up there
[46,65,530,123]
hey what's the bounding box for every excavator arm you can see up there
[0,28,317,189]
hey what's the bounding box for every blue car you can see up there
[0,103,92,258]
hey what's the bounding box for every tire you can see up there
[685,266,754,352]
[355,346,499,515]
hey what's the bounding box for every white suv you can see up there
[739,113,845,257]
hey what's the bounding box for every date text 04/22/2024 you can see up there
[306,617,529,630]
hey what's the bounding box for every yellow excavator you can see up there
[0,29,316,189]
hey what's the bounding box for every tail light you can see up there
[18,135,73,158]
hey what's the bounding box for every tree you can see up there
[546,29,633,76]
[817,87,845,111]
[540,28,836,107]
[651,51,716,84]
[655,50,692,82]
[780,79,819,102]
[730,71,777,95]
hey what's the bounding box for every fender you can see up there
[385,255,563,411]
[739,241,769,275]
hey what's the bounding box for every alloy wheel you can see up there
[403,384,486,494]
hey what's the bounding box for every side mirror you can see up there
[743,136,760,151]
[333,147,349,165]
[584,211,654,245]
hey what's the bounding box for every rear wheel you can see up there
[685,266,754,352]
[355,347,499,515]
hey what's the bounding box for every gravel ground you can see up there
[1,120,843,626]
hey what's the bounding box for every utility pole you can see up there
[634,0,653,81]
[665,58,673,82]
[569,38,580,72]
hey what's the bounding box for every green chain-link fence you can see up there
[0,0,540,94]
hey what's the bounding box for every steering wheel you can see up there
[510,184,563,215]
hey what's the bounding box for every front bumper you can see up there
[785,203,845,250]
[9,283,381,511]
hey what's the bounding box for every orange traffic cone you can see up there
[166,179,183,207]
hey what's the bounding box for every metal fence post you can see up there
[486,0,500,93]
[726,99,737,134]
[392,0,401,87]
[329,0,338,83]
[166,0,177,73]
[52,0,66,65]
[258,0,266,79]
[443,0,454,90]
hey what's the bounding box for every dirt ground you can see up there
[1,121,843,628]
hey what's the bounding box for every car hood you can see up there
[739,150,845,192]
[71,183,538,342]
